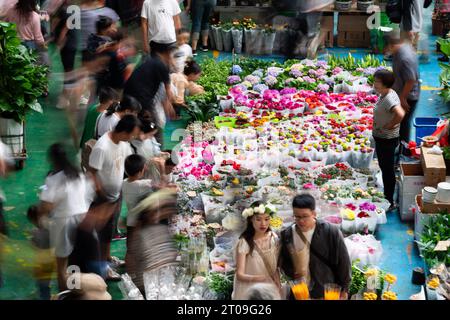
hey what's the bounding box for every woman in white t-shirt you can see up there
[95,95,142,138]
[38,143,95,291]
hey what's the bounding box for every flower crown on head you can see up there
[242,203,277,219]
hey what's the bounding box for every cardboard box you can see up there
[420,146,446,187]
[415,193,450,214]
[400,163,426,190]
[414,195,440,240]
[337,31,371,48]
[321,14,334,30]
[321,14,334,48]
[337,13,370,32]
[399,180,419,221]
[399,163,426,221]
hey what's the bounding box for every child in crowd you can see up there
[122,154,154,277]
[173,28,193,74]
[27,205,55,300]
[171,59,205,107]
[95,95,142,138]
[131,112,171,184]
[80,87,120,149]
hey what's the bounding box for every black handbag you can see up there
[386,0,403,24]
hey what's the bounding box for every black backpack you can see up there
[386,0,403,24]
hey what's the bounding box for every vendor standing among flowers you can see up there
[232,201,282,300]
[372,69,405,212]
[279,194,351,299]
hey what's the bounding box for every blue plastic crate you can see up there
[413,117,441,145]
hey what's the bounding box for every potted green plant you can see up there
[437,38,450,103]
[0,22,47,161]
[357,0,374,11]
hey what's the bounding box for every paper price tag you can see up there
[433,240,450,252]
[187,191,197,198]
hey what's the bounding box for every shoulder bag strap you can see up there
[295,226,335,272]
[253,235,278,284]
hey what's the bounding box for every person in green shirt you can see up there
[80,87,120,149]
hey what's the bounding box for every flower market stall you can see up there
[126,56,415,300]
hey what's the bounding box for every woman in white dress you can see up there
[232,201,282,300]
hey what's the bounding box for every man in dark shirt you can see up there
[123,42,177,126]
[390,36,421,147]
[279,194,351,300]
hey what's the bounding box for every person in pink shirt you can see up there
[4,0,45,50]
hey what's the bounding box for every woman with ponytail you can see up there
[95,95,142,138]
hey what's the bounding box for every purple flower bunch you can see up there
[231,65,243,75]
[316,60,329,68]
[252,69,264,78]
[290,68,303,78]
[285,78,295,85]
[264,75,278,87]
[359,202,377,211]
[303,76,316,84]
[267,67,284,77]
[227,75,241,85]
[317,83,330,92]
[363,67,377,75]
[332,67,343,75]
[280,87,297,95]
[244,75,261,85]
[253,83,269,93]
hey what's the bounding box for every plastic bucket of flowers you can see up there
[261,26,276,55]
[211,25,224,51]
[340,208,356,234]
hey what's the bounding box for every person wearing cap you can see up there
[141,0,182,55]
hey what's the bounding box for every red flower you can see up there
[357,211,370,218]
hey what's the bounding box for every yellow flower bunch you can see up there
[365,268,378,278]
[236,112,248,119]
[341,208,355,221]
[384,274,397,285]
[270,216,283,229]
[241,17,257,29]
[363,292,377,300]
[382,291,397,300]
[427,277,440,289]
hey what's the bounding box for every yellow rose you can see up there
[384,274,397,285]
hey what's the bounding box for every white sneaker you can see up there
[409,286,425,300]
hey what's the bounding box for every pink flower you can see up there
[303,183,315,190]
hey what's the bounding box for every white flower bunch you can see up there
[242,203,277,219]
